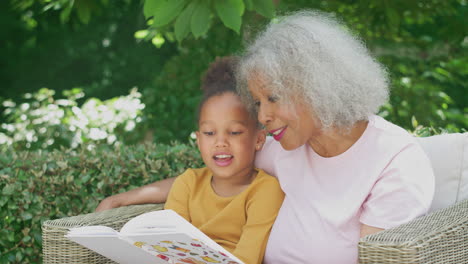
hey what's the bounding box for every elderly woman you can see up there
[97,11,435,264]
[236,11,434,263]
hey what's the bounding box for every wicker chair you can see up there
[42,133,468,263]
[42,204,164,264]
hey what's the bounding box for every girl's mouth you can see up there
[270,126,287,141]
[213,154,233,167]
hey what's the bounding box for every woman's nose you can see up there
[258,104,272,126]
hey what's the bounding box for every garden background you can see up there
[0,0,466,263]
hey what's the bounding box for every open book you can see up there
[66,209,243,264]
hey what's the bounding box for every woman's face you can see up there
[248,75,321,150]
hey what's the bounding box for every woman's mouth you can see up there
[270,126,287,141]
[213,154,233,167]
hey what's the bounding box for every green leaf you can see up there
[21,212,33,221]
[191,1,211,38]
[59,0,74,24]
[18,170,28,181]
[245,0,254,10]
[2,185,15,196]
[0,196,8,206]
[385,7,400,29]
[411,116,418,128]
[81,174,91,183]
[7,231,15,242]
[76,1,91,24]
[175,2,196,42]
[145,0,188,27]
[143,0,159,19]
[215,0,244,34]
[252,0,275,18]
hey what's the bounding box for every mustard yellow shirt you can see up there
[164,167,284,264]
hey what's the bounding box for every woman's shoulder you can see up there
[367,115,420,148]
[365,115,433,178]
[369,115,413,139]
[249,169,282,193]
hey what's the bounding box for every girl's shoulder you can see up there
[253,168,281,184]
[247,169,284,199]
[177,167,212,183]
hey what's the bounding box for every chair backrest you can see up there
[416,133,468,213]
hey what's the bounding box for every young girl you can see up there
[163,57,284,264]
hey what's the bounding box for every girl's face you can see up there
[196,92,266,181]
[248,75,320,150]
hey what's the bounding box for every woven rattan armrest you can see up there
[42,203,164,264]
[358,198,468,263]
[42,199,468,264]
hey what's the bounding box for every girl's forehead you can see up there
[199,95,258,128]
[204,92,242,106]
[200,93,251,118]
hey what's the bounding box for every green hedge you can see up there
[0,142,202,263]
[0,126,443,263]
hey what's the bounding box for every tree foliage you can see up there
[0,88,145,151]
[2,0,467,145]
[0,1,466,262]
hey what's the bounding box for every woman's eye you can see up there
[203,131,214,136]
[268,95,278,103]
[254,100,261,107]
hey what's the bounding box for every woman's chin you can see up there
[278,140,302,151]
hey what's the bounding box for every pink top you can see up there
[255,115,435,264]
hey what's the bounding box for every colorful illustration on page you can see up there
[133,238,240,264]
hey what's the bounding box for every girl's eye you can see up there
[231,131,243,135]
[254,100,261,108]
[203,131,214,136]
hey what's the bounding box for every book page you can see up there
[126,232,243,264]
[66,210,244,264]
[66,234,164,264]
[67,225,118,236]
[120,210,244,263]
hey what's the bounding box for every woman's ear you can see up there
[255,129,267,151]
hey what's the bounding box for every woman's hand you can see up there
[360,224,384,238]
[94,177,178,212]
[95,195,122,212]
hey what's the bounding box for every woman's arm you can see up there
[359,142,434,234]
[360,224,384,238]
[95,177,176,212]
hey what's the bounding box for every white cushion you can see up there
[417,133,468,213]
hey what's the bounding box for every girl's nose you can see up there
[215,135,228,148]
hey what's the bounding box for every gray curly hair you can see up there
[237,10,389,130]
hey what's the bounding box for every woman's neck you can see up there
[211,169,257,197]
[307,120,368,157]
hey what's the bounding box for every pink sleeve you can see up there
[360,144,435,229]
[254,137,278,177]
